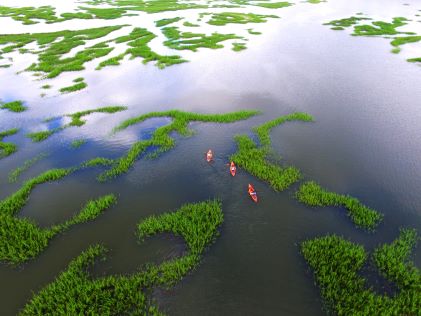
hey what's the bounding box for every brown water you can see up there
[1,0,421,314]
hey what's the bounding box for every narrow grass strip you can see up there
[296,181,383,230]
[0,194,116,265]
[8,152,48,183]
[99,109,259,181]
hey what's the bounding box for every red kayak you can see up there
[230,161,236,176]
[206,149,213,162]
[248,183,258,203]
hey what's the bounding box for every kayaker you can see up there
[206,149,213,162]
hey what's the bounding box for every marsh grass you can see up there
[230,113,313,191]
[0,128,19,158]
[0,195,116,265]
[0,100,26,112]
[27,106,127,142]
[206,12,279,26]
[22,200,223,314]
[255,2,292,9]
[70,139,87,149]
[59,81,87,93]
[301,229,421,315]
[162,27,243,52]
[99,110,259,181]
[0,26,124,78]
[232,42,247,51]
[97,27,186,70]
[324,16,421,63]
[296,181,383,230]
[155,17,183,27]
[8,152,48,183]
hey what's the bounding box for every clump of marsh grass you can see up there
[206,12,279,26]
[60,82,87,93]
[0,194,116,265]
[162,26,243,52]
[8,152,48,183]
[296,181,383,230]
[0,100,26,112]
[0,128,19,159]
[324,16,421,63]
[98,109,259,181]
[70,139,87,149]
[27,106,127,142]
[155,17,183,27]
[22,200,223,314]
[230,112,313,191]
[301,228,421,315]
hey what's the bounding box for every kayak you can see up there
[230,161,236,176]
[206,149,213,162]
[248,183,258,203]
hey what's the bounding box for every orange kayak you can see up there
[230,161,236,176]
[248,183,258,203]
[206,149,213,162]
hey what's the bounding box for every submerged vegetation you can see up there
[296,181,383,230]
[71,139,87,149]
[99,109,259,181]
[0,100,26,112]
[27,106,127,142]
[231,113,313,191]
[0,128,19,159]
[22,200,223,314]
[301,228,421,315]
[8,152,48,183]
[0,194,116,264]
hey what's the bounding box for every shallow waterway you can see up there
[0,0,421,314]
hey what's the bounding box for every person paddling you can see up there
[248,183,258,202]
[230,161,236,176]
[206,149,213,162]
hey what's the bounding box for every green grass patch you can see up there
[183,21,199,27]
[296,181,383,230]
[162,27,243,52]
[324,16,421,64]
[247,28,262,35]
[255,2,292,9]
[0,194,116,265]
[301,228,421,315]
[97,27,186,70]
[41,84,52,89]
[0,26,124,78]
[73,77,84,83]
[232,42,247,51]
[8,152,48,183]
[0,100,26,112]
[0,128,19,159]
[206,12,279,26]
[230,112,313,191]
[59,81,87,93]
[155,17,183,27]
[22,199,223,314]
[27,106,127,142]
[98,109,259,181]
[71,139,87,149]
[407,57,421,63]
